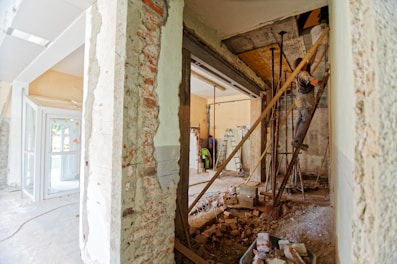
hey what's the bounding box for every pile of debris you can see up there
[248,232,313,264]
[188,199,334,263]
[189,207,275,263]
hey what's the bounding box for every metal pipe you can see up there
[284,71,288,174]
[187,27,330,213]
[212,85,216,168]
[270,47,276,199]
[278,31,286,80]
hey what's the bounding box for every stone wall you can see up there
[351,0,397,263]
[0,119,9,187]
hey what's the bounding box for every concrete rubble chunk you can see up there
[224,218,238,225]
[230,229,240,237]
[220,224,228,232]
[230,223,238,230]
[291,243,308,257]
[215,229,223,237]
[253,209,260,216]
[266,258,287,264]
[239,184,258,198]
[278,239,290,250]
[237,193,256,207]
[195,234,208,244]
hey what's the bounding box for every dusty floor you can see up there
[0,169,334,264]
[0,187,81,264]
[187,172,335,264]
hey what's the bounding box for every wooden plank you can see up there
[174,239,208,264]
[187,27,330,213]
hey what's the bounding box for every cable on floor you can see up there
[0,202,78,242]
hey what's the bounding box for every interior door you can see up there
[45,115,81,198]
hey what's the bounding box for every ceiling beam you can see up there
[15,11,86,83]
[183,30,264,98]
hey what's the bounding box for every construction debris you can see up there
[188,201,334,264]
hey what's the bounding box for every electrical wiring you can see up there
[0,202,78,242]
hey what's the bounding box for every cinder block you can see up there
[266,258,287,264]
[239,184,258,198]
[237,194,256,207]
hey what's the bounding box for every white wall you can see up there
[329,1,355,263]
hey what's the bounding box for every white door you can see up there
[44,115,81,199]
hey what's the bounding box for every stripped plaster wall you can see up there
[0,119,9,186]
[0,81,11,186]
[349,0,397,263]
[80,0,182,263]
[155,0,183,189]
[330,0,397,263]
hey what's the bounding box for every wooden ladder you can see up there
[215,128,242,172]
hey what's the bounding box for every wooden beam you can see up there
[174,239,208,264]
[183,30,264,97]
[188,27,330,213]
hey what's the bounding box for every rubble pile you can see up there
[190,208,269,263]
[251,233,312,264]
[189,201,334,263]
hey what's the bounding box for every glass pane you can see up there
[48,154,80,194]
[23,153,34,196]
[50,118,81,152]
[24,104,36,152]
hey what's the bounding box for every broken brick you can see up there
[195,234,208,244]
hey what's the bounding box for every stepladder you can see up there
[215,128,242,172]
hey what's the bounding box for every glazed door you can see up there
[44,115,81,198]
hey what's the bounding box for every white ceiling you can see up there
[0,0,327,98]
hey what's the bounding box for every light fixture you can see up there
[7,27,50,47]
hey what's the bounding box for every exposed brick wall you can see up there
[120,1,177,263]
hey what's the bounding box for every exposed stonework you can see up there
[351,0,377,262]
[373,1,397,263]
[351,0,397,263]
[0,119,9,186]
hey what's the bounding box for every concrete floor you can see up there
[0,169,247,264]
[0,187,81,264]
[0,169,328,264]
